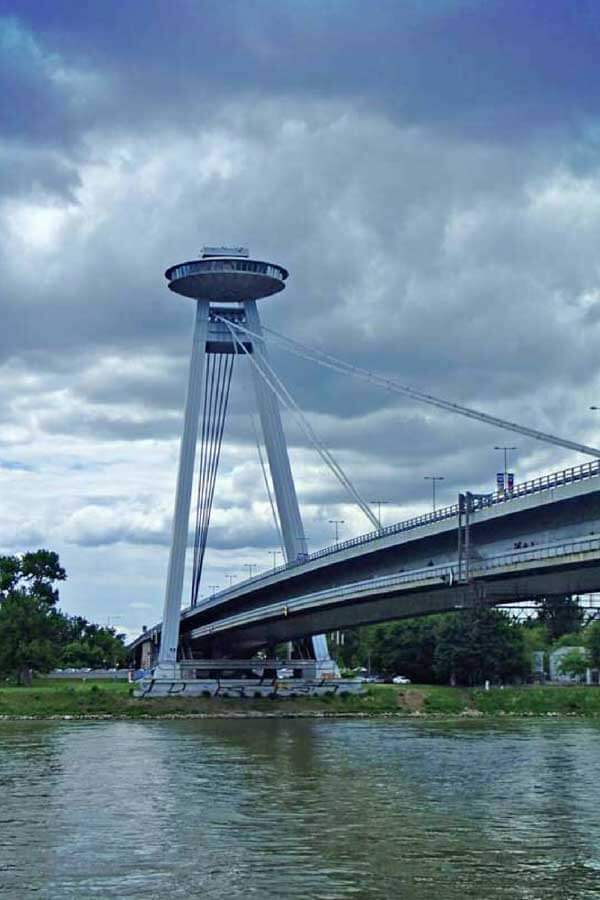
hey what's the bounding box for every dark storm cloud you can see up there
[3,103,597,408]
[8,1,600,139]
[0,16,80,146]
[0,144,80,199]
[2,0,599,403]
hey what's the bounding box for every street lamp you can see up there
[225,573,237,587]
[243,563,257,579]
[494,445,517,490]
[209,584,220,596]
[423,476,444,512]
[329,519,345,542]
[268,549,282,571]
[370,499,390,528]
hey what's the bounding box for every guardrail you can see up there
[184,458,600,619]
[307,459,600,562]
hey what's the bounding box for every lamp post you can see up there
[269,549,282,571]
[370,499,389,528]
[209,584,220,597]
[329,519,345,542]
[243,563,257,579]
[225,573,237,588]
[424,475,444,512]
[494,445,517,490]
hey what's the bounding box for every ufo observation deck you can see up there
[165,256,288,302]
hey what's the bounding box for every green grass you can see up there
[471,685,600,717]
[0,679,599,719]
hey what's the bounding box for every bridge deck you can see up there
[129,459,600,656]
[188,534,600,645]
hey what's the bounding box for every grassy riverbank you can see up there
[1,680,600,719]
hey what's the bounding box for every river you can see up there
[1,719,599,899]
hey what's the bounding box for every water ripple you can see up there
[0,719,599,898]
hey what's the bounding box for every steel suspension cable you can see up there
[193,352,234,605]
[222,318,600,459]
[191,353,218,596]
[250,409,285,555]
[202,353,234,551]
[190,351,235,606]
[252,346,380,530]
[195,353,224,584]
[219,318,380,530]
[226,319,380,529]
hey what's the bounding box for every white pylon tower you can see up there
[155,246,332,676]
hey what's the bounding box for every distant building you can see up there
[532,651,545,680]
[531,650,546,675]
[549,646,586,683]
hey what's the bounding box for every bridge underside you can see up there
[184,553,600,657]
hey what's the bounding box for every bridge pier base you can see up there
[135,672,361,699]
[138,654,345,698]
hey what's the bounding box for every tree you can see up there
[538,595,584,641]
[0,550,66,602]
[558,648,589,680]
[0,592,65,685]
[334,626,371,671]
[520,623,548,672]
[59,616,127,669]
[370,618,439,682]
[586,620,600,669]
[0,550,128,683]
[0,555,21,593]
[0,550,67,685]
[434,606,528,686]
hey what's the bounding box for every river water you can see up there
[1,718,599,899]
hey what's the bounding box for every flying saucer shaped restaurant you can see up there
[165,256,289,302]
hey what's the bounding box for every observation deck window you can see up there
[168,259,285,282]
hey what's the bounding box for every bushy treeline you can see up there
[0,550,127,685]
[335,599,600,686]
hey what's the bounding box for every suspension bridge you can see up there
[130,247,600,696]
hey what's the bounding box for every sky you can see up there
[2,0,600,639]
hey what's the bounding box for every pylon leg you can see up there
[246,300,335,675]
[157,300,210,673]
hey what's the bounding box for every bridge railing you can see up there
[300,459,600,564]
[185,458,600,617]
[307,534,600,603]
[475,533,600,573]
